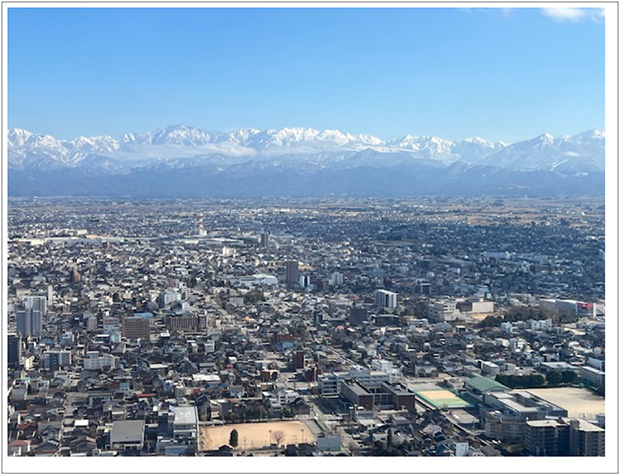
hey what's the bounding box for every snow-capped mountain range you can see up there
[7,124,605,197]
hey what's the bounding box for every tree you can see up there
[229,429,239,448]
[413,300,429,318]
[495,374,545,389]
[272,430,285,446]
[477,315,503,328]
[244,290,265,304]
[561,370,577,385]
[545,370,562,386]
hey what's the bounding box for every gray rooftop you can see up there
[110,420,145,444]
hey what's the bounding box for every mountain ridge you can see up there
[7,125,605,198]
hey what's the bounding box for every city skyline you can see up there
[8,6,605,142]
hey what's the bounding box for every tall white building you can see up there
[47,286,54,308]
[330,272,344,286]
[83,351,119,371]
[375,290,398,309]
[299,275,311,288]
[429,300,459,321]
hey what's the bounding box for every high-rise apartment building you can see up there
[524,418,605,456]
[47,285,54,308]
[260,232,270,247]
[286,261,299,286]
[569,419,605,456]
[375,289,398,309]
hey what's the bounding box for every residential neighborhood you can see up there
[6,197,605,457]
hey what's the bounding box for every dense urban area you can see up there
[6,196,606,458]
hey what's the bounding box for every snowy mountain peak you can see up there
[7,125,604,176]
[462,136,494,147]
[573,129,605,141]
[537,132,554,142]
[149,124,213,146]
[7,128,35,147]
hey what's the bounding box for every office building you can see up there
[429,300,459,322]
[26,296,47,315]
[579,366,605,388]
[42,350,72,371]
[349,306,368,326]
[16,308,43,338]
[340,381,415,411]
[8,333,21,368]
[122,316,151,340]
[319,368,390,396]
[83,351,119,371]
[165,314,207,331]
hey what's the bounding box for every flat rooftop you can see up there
[173,406,198,425]
[110,420,145,444]
[415,389,472,409]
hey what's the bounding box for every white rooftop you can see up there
[173,406,198,425]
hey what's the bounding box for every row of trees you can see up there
[544,369,578,386]
[224,405,296,423]
[477,306,578,328]
[495,374,545,389]
[495,370,578,389]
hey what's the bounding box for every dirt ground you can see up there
[199,420,317,451]
[417,389,461,401]
[516,387,605,418]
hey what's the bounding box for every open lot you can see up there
[516,387,605,418]
[199,420,317,451]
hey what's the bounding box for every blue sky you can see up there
[8,7,605,142]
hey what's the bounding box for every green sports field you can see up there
[415,389,472,409]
